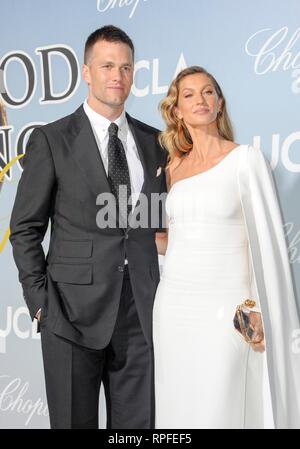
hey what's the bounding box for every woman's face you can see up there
[176,73,222,129]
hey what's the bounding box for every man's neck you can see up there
[87,97,124,122]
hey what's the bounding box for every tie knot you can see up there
[108,122,119,137]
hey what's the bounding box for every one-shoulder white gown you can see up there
[153,145,272,429]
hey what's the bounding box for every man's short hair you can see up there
[84,25,135,64]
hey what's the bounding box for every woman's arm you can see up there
[155,165,173,255]
[239,145,300,426]
[155,231,168,255]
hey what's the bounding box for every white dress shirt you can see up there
[83,100,144,208]
[83,100,144,265]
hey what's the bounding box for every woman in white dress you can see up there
[153,66,300,429]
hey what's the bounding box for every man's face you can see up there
[83,39,134,112]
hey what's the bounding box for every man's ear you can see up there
[82,64,91,85]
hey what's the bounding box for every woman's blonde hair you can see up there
[159,66,234,164]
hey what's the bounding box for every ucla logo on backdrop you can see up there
[245,26,300,93]
[96,0,148,19]
[132,53,187,97]
[253,131,300,172]
[0,306,39,354]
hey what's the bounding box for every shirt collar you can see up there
[83,99,128,145]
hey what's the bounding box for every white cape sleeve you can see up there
[238,144,300,428]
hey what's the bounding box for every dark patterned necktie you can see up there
[107,122,132,228]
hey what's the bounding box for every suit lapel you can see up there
[70,106,111,198]
[126,113,157,195]
[126,114,159,232]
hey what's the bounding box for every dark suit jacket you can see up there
[9,105,167,349]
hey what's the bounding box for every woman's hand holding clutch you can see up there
[233,299,265,352]
[249,311,265,353]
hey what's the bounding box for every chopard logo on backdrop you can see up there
[245,26,300,93]
[285,223,300,265]
[0,375,48,426]
[96,0,148,19]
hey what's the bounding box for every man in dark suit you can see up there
[9,25,167,429]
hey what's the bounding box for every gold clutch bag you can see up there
[233,299,261,344]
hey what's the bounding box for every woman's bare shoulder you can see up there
[166,156,183,190]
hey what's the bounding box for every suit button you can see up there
[117,266,124,272]
[124,233,129,239]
